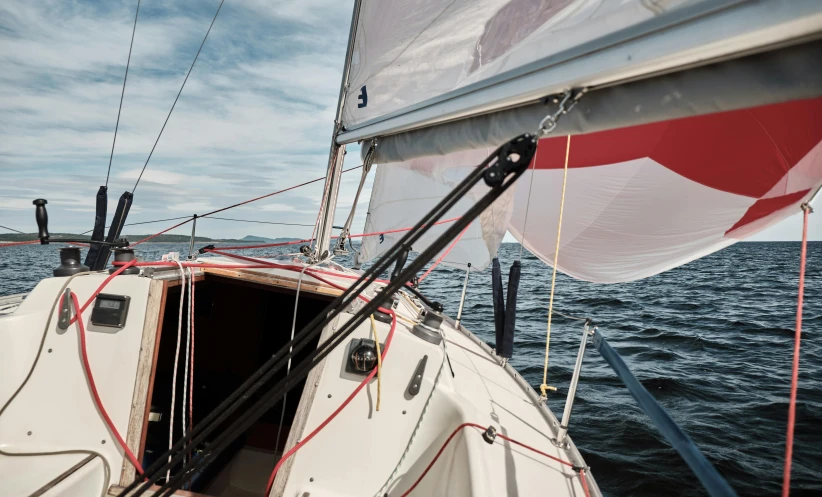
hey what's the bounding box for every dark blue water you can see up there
[2,241,820,496]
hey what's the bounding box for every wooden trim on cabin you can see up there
[270,315,339,495]
[120,279,168,486]
[202,267,343,297]
[166,274,205,288]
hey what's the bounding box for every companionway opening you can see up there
[143,273,333,496]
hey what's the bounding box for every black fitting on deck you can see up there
[198,244,215,254]
[482,426,497,444]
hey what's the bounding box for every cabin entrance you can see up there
[142,273,333,496]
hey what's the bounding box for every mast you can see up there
[312,0,363,261]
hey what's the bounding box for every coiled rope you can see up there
[540,135,571,400]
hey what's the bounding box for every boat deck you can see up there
[195,256,599,497]
[0,255,599,497]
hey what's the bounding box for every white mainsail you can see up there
[338,0,822,147]
[342,0,695,128]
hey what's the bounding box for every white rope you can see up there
[181,267,193,452]
[167,260,186,482]
[274,261,317,452]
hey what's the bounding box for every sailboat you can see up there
[1,1,821,496]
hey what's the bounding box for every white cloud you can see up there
[259,203,296,212]
[0,0,372,241]
[117,168,188,185]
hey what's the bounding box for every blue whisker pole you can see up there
[592,329,738,497]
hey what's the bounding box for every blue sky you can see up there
[0,0,818,242]
[0,0,365,241]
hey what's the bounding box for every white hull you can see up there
[0,256,599,497]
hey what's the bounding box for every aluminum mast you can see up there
[312,0,364,261]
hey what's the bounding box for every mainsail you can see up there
[336,0,822,282]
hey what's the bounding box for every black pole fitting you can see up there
[198,244,216,255]
[33,199,50,244]
[483,426,497,444]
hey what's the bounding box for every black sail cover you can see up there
[492,257,519,358]
[492,257,505,352]
[500,260,520,359]
[83,186,108,268]
[86,191,133,270]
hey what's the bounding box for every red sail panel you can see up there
[359,97,821,283]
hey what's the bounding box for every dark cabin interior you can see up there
[143,274,333,496]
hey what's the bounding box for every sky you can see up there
[0,0,819,243]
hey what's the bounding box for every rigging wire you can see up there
[79,216,194,235]
[128,165,362,246]
[0,224,26,235]
[518,143,538,260]
[131,0,225,194]
[106,0,141,188]
[204,216,315,227]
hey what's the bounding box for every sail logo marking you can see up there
[379,233,384,243]
[358,86,368,108]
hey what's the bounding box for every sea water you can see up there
[1,241,819,496]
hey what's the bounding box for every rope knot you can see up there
[539,383,557,399]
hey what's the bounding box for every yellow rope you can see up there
[370,314,382,411]
[395,314,418,326]
[540,135,571,400]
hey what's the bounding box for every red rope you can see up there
[398,422,589,497]
[208,217,462,252]
[69,260,137,325]
[264,309,397,495]
[69,292,144,474]
[0,240,94,248]
[0,240,41,247]
[418,224,470,283]
[131,218,193,246]
[201,166,360,219]
[189,275,195,431]
[346,216,461,239]
[782,205,811,497]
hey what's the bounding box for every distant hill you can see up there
[240,235,302,243]
[0,233,302,244]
